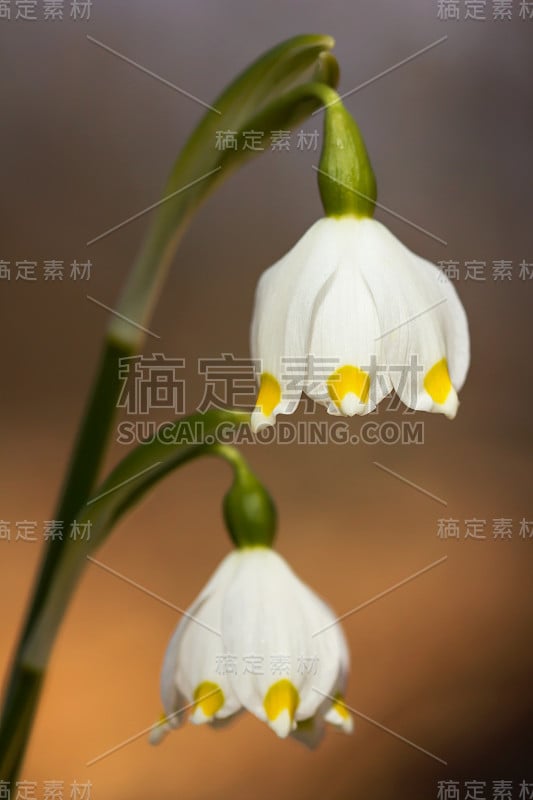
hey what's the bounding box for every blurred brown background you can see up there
[1,1,532,798]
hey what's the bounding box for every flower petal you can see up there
[251,218,357,428]
[409,251,470,393]
[324,692,354,734]
[304,257,391,415]
[353,218,469,417]
[159,553,242,727]
[221,548,345,726]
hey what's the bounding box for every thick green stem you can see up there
[21,342,130,637]
[0,341,131,780]
[0,668,43,785]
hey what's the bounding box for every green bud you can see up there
[317,98,377,218]
[223,466,277,549]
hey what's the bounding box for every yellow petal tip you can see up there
[263,679,299,737]
[252,372,282,430]
[192,681,224,723]
[324,693,354,734]
[328,365,370,411]
[423,358,453,405]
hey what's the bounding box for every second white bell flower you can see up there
[150,547,352,747]
[250,216,470,431]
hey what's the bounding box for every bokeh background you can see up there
[1,1,532,798]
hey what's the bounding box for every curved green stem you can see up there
[0,34,339,781]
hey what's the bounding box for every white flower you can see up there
[150,547,352,747]
[250,216,469,431]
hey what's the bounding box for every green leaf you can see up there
[110,34,338,347]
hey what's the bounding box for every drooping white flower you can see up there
[250,216,469,431]
[150,547,352,746]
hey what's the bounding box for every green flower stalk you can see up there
[317,94,377,217]
[220,445,277,548]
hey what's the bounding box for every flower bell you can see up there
[150,458,351,748]
[149,547,352,747]
[250,96,469,432]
